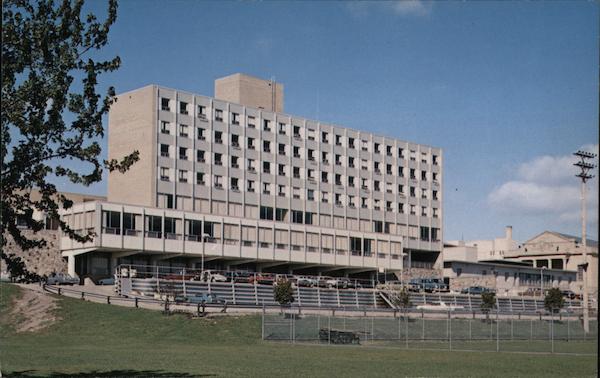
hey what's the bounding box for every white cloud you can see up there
[388,1,431,16]
[345,1,432,18]
[489,145,599,235]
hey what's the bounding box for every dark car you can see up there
[561,290,580,300]
[461,286,493,295]
[250,273,275,285]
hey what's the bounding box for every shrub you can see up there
[273,279,295,308]
[544,288,565,313]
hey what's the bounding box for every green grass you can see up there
[1,283,598,377]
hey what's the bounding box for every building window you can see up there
[263,140,271,153]
[196,150,205,163]
[374,143,380,154]
[247,180,255,192]
[179,124,188,138]
[409,187,415,197]
[260,206,274,220]
[160,144,169,157]
[321,172,328,183]
[293,166,300,179]
[348,176,355,187]
[307,129,315,141]
[215,131,223,144]
[161,98,170,111]
[293,146,300,158]
[178,170,188,183]
[307,189,315,201]
[278,185,286,197]
[214,153,222,166]
[262,183,271,195]
[278,123,286,135]
[348,137,355,149]
[247,115,256,128]
[278,164,285,176]
[348,157,355,168]
[386,145,392,156]
[432,172,438,181]
[433,155,439,165]
[247,137,255,150]
[215,109,223,122]
[305,212,314,225]
[247,159,256,172]
[263,119,271,131]
[179,101,188,115]
[292,210,303,224]
[197,127,205,140]
[179,147,187,160]
[335,134,342,146]
[231,156,239,169]
[292,187,300,199]
[160,167,169,181]
[433,190,438,200]
[160,121,170,134]
[231,134,240,148]
[276,208,287,221]
[322,131,329,143]
[421,171,427,181]
[278,143,286,155]
[321,191,329,203]
[197,105,206,118]
[214,175,223,189]
[263,161,270,174]
[231,112,239,125]
[196,172,205,185]
[293,125,301,138]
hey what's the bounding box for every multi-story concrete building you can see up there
[444,226,518,262]
[61,74,443,278]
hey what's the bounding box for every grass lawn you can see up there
[1,283,598,377]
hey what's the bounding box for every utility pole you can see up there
[573,150,596,334]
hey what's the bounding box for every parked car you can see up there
[164,272,197,281]
[97,276,115,286]
[519,287,547,297]
[323,277,348,289]
[561,290,580,300]
[430,278,449,292]
[461,286,493,295]
[408,278,438,293]
[45,273,79,286]
[225,271,253,283]
[296,276,318,287]
[253,273,275,285]
[317,276,333,288]
[193,270,228,282]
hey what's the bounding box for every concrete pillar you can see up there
[110,255,118,275]
[68,254,76,276]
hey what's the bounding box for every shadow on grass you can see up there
[8,370,214,377]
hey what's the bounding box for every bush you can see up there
[481,292,496,317]
[544,288,565,313]
[273,279,295,307]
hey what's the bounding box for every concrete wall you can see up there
[506,231,598,296]
[215,73,284,112]
[107,85,156,207]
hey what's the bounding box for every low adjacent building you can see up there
[504,231,598,297]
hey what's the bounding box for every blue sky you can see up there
[58,0,598,242]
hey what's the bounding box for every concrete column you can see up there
[110,255,118,274]
[68,254,76,276]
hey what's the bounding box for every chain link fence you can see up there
[263,309,598,354]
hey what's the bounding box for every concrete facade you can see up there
[504,231,598,297]
[445,226,517,262]
[215,73,284,113]
[61,74,444,277]
[443,260,577,297]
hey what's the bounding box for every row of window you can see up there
[159,119,440,164]
[103,209,439,243]
[161,143,439,181]
[160,168,439,201]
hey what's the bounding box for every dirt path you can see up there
[9,286,59,332]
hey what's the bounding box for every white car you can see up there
[46,273,79,285]
[416,302,464,311]
[194,270,228,282]
[296,276,318,287]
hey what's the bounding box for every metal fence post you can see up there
[405,312,409,349]
[135,297,139,308]
[448,311,452,350]
[421,310,425,342]
[550,311,554,353]
[292,312,295,345]
[496,310,499,352]
[81,291,85,300]
[261,304,265,340]
[469,317,472,342]
[328,315,331,345]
